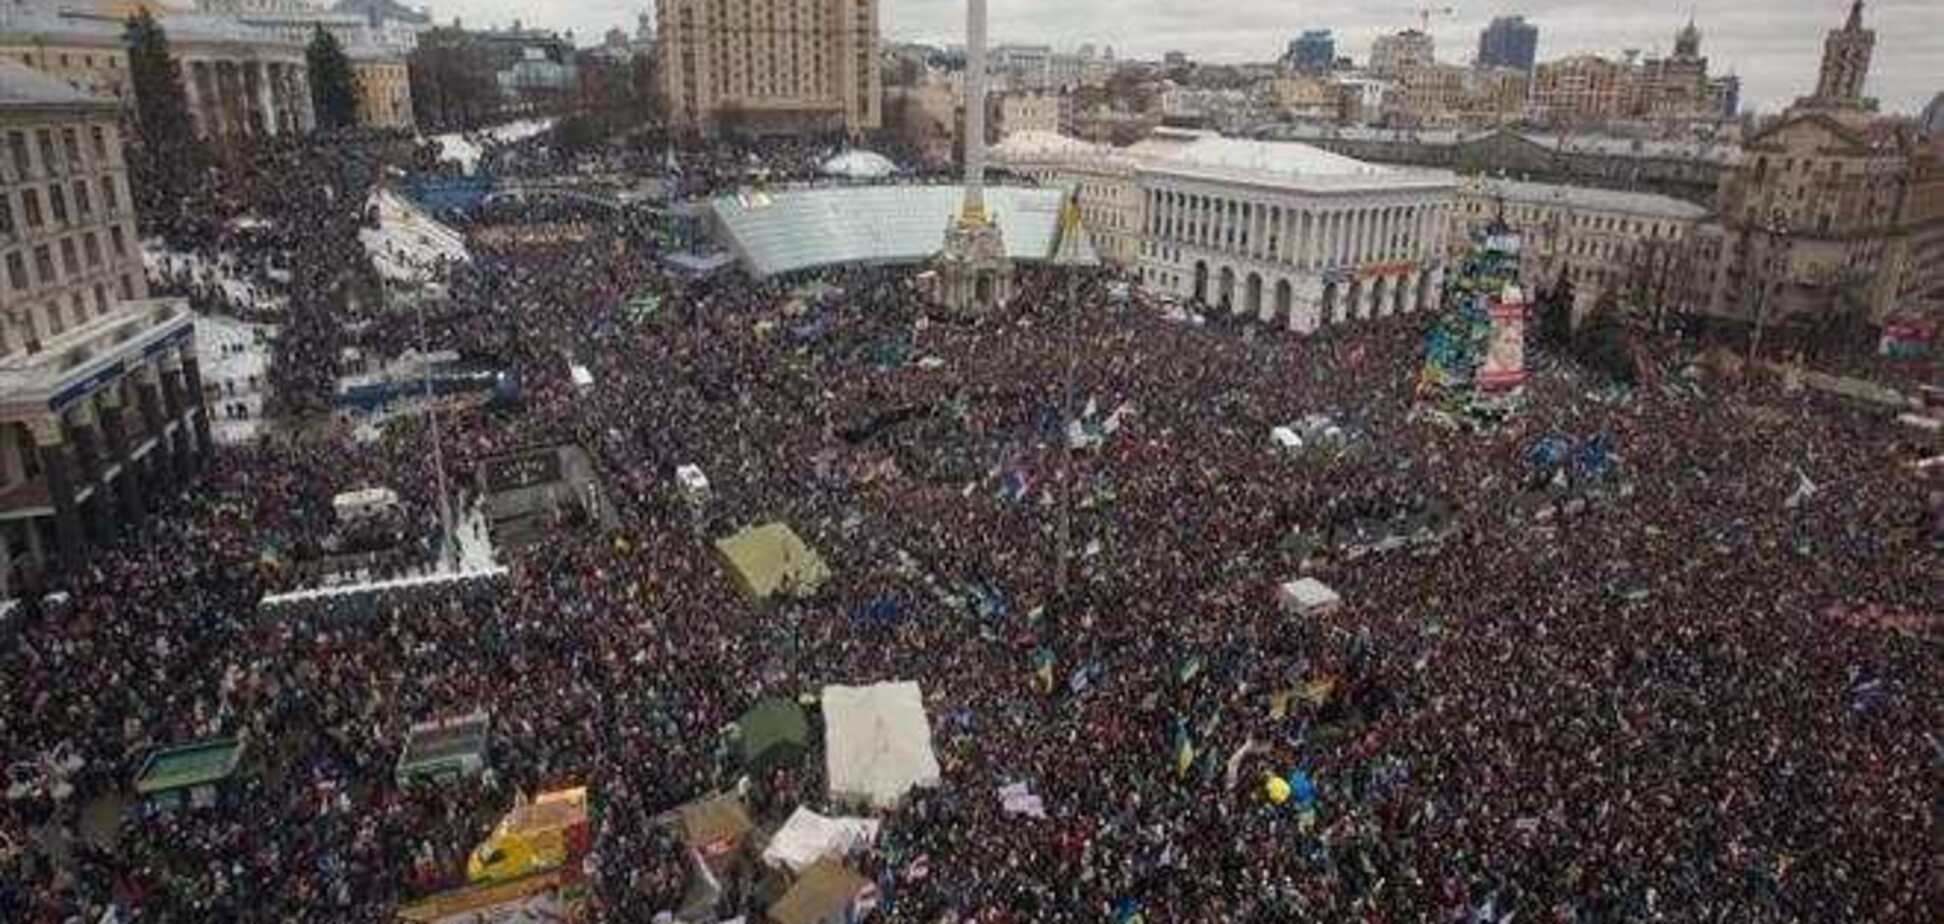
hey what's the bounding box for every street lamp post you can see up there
[381,210,459,573]
[1055,268,1078,603]
[1745,208,1790,381]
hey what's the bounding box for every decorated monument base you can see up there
[1478,294,1530,391]
[934,216,1014,313]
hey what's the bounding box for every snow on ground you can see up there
[142,244,287,313]
[360,188,470,283]
[194,312,277,445]
[428,118,555,174]
[431,134,483,175]
[452,501,498,573]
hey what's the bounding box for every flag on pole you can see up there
[1048,188,1098,267]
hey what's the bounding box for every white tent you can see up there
[760,807,880,873]
[332,487,398,522]
[820,149,897,179]
[1278,578,1341,617]
[1270,426,1302,451]
[822,681,941,809]
[676,465,710,502]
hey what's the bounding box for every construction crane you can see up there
[1414,5,1455,31]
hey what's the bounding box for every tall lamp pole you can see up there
[1056,268,1077,602]
[416,283,458,572]
[1745,208,1789,383]
[380,193,458,573]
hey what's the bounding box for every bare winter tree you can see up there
[1619,237,1696,332]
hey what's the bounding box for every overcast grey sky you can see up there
[438,0,1939,115]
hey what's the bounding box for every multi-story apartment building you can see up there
[1477,16,1538,73]
[1387,63,1529,126]
[1530,54,1627,124]
[1696,1,1936,325]
[1283,30,1335,75]
[1369,30,1433,77]
[659,0,880,136]
[0,62,205,593]
[1452,176,1708,321]
[1527,20,1735,127]
[995,91,1062,139]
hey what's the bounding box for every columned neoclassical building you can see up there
[996,128,1457,332]
[1135,132,1457,331]
[1,0,317,138]
[178,46,312,137]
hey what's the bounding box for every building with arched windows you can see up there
[992,127,1458,333]
[1693,2,1941,325]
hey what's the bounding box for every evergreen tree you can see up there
[1539,264,1576,348]
[1573,289,1638,385]
[307,26,360,130]
[123,10,200,226]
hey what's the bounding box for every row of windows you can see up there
[0,176,125,238]
[0,272,136,355]
[1462,198,1683,239]
[17,51,122,72]
[5,125,115,182]
[3,224,130,295]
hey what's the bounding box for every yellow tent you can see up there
[715,522,831,600]
[768,858,871,924]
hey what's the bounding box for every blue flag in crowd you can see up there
[1290,768,1318,807]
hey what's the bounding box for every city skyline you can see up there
[432,0,1938,114]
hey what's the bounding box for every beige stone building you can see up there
[1387,64,1528,126]
[1696,2,1930,325]
[658,0,881,136]
[224,2,424,130]
[993,128,1461,330]
[1452,176,1708,321]
[1901,138,1944,313]
[1268,76,1334,120]
[0,62,205,593]
[1524,19,1734,128]
[995,91,1062,138]
[1,0,316,137]
[1529,54,1626,125]
[1369,29,1433,77]
[351,56,412,129]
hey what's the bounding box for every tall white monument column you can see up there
[934,0,1013,313]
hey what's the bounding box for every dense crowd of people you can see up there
[1,124,1937,924]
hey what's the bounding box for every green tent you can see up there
[737,699,810,773]
[714,522,831,600]
[134,738,247,811]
